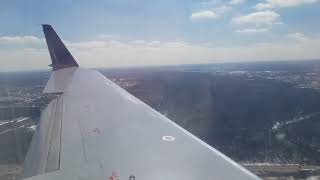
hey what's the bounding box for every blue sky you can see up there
[0,0,320,71]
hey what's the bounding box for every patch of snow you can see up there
[242,163,298,167]
[275,133,286,140]
[16,117,29,122]
[272,121,281,130]
[28,125,37,131]
[0,121,9,126]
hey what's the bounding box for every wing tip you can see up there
[42,24,79,71]
[42,24,54,34]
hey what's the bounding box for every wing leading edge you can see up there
[21,25,261,180]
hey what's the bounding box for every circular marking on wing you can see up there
[84,104,91,112]
[162,135,175,142]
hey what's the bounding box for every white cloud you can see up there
[215,5,232,14]
[235,28,269,33]
[255,0,318,10]
[1,35,320,71]
[190,1,233,21]
[0,36,44,45]
[190,10,218,20]
[230,0,246,5]
[286,33,309,41]
[0,48,50,71]
[67,41,109,49]
[232,11,280,25]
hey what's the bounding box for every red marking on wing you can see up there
[108,171,119,180]
[92,128,101,135]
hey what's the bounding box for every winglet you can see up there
[42,24,79,71]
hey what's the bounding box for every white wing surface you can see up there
[21,25,261,180]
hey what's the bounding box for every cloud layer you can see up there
[0,35,320,71]
[0,36,44,45]
[286,33,309,41]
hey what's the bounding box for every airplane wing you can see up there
[21,25,261,180]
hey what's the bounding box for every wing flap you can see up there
[22,96,63,178]
[45,96,63,172]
